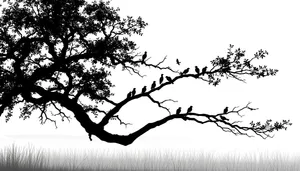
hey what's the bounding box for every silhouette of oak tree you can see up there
[0,0,291,146]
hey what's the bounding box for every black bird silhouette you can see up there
[127,91,131,98]
[141,86,147,93]
[142,51,147,62]
[187,106,193,113]
[176,107,181,115]
[166,76,173,84]
[220,115,229,121]
[176,59,181,65]
[182,68,190,75]
[159,74,164,84]
[151,81,156,89]
[195,66,200,75]
[201,66,207,75]
[131,88,136,96]
[223,106,228,114]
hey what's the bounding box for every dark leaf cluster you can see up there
[250,119,292,134]
[207,44,278,85]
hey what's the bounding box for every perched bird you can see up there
[142,51,147,62]
[201,66,207,75]
[182,68,190,75]
[151,81,156,89]
[131,88,136,96]
[223,106,228,114]
[176,59,181,65]
[141,86,147,93]
[159,74,164,84]
[176,107,181,115]
[187,106,193,113]
[220,115,229,121]
[127,91,131,98]
[195,66,200,75]
[166,76,173,84]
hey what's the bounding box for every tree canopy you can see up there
[0,0,292,146]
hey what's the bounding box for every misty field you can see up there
[0,143,299,171]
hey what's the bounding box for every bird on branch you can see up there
[141,86,147,93]
[159,74,164,84]
[195,66,200,75]
[220,115,229,121]
[131,88,136,96]
[176,59,181,65]
[187,106,193,113]
[166,76,173,83]
[181,68,189,75]
[201,66,207,75]
[127,91,132,98]
[176,107,181,115]
[142,51,147,63]
[151,81,156,89]
[223,106,228,114]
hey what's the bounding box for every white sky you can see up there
[0,0,300,157]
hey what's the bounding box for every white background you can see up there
[0,0,299,157]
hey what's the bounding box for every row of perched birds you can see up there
[175,106,193,115]
[180,66,207,76]
[176,58,208,76]
[174,106,229,121]
[126,73,175,98]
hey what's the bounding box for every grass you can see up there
[0,142,299,171]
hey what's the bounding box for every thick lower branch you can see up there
[93,115,177,146]
[31,87,177,145]
[20,85,292,145]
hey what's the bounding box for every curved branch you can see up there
[147,95,177,115]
